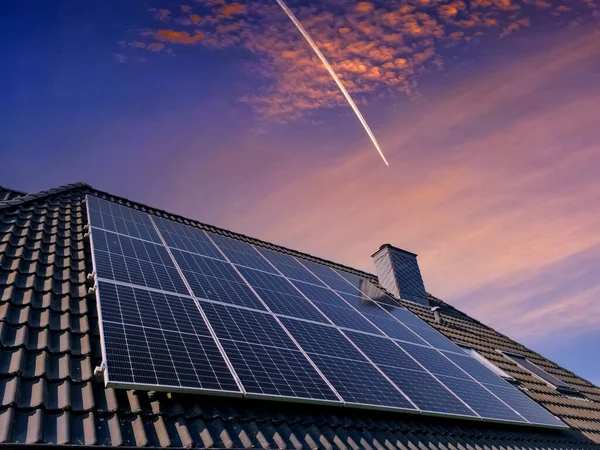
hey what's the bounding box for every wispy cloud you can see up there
[120,0,599,120]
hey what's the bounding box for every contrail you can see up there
[274,0,390,166]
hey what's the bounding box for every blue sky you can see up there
[1,1,599,385]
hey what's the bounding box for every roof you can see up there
[0,186,27,204]
[0,183,599,448]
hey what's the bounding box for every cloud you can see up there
[219,3,246,18]
[124,0,600,120]
[155,29,205,44]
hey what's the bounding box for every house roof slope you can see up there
[0,186,27,204]
[0,183,599,448]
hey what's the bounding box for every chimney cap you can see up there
[371,243,419,258]
[431,306,442,312]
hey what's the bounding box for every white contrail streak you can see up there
[274,0,390,166]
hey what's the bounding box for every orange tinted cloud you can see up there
[219,3,246,18]
[155,29,205,44]
[129,0,600,118]
[356,2,375,13]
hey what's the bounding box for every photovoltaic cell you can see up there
[309,354,416,409]
[92,229,188,295]
[252,287,326,322]
[98,282,240,392]
[443,352,509,387]
[280,318,366,360]
[153,217,225,261]
[400,344,470,380]
[437,375,526,422]
[208,233,277,274]
[381,366,476,416]
[298,259,362,294]
[257,247,326,285]
[220,340,339,401]
[482,383,565,426]
[200,301,297,350]
[311,302,382,334]
[291,281,350,308]
[172,249,266,310]
[345,332,423,371]
[236,268,326,321]
[87,196,161,243]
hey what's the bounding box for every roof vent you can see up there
[371,244,430,307]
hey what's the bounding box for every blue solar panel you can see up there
[97,282,240,393]
[153,217,225,261]
[437,375,526,422]
[280,318,366,360]
[236,267,326,321]
[256,247,327,285]
[220,340,339,401]
[443,352,509,387]
[298,259,362,294]
[291,281,350,307]
[200,302,297,350]
[92,228,189,295]
[309,354,416,409]
[482,383,565,427]
[405,325,465,353]
[87,196,162,243]
[380,366,476,417]
[172,249,266,310]
[310,302,382,334]
[87,196,567,429]
[345,332,423,371]
[400,344,471,379]
[208,233,278,274]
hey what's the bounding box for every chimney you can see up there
[371,244,430,307]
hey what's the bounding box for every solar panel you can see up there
[482,383,566,427]
[97,282,240,393]
[87,195,567,429]
[236,267,326,322]
[256,247,327,285]
[380,366,476,417]
[297,259,362,294]
[309,354,417,409]
[153,217,225,261]
[171,249,266,310]
[92,228,189,295]
[209,232,278,274]
[87,196,162,243]
[436,375,527,423]
[220,340,339,401]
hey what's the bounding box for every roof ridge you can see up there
[0,185,28,196]
[0,182,91,210]
[0,182,378,280]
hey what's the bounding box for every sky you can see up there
[1,1,599,386]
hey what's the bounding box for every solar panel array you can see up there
[87,196,567,428]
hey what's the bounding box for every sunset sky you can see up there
[2,1,599,384]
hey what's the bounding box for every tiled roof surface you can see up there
[0,183,599,448]
[0,186,27,204]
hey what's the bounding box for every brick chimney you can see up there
[371,244,430,307]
